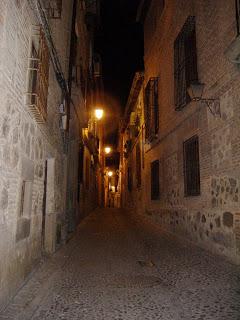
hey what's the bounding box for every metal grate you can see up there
[136,143,141,188]
[151,160,160,200]
[174,16,198,110]
[26,28,49,124]
[183,135,200,196]
[37,29,50,121]
[144,77,159,142]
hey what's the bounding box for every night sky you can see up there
[96,0,144,145]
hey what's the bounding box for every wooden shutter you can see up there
[144,77,159,141]
[174,16,198,110]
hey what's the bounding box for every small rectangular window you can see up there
[183,135,200,196]
[144,77,159,142]
[174,16,198,110]
[151,160,160,200]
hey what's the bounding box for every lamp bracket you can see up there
[200,98,221,117]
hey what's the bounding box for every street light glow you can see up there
[107,171,113,177]
[94,109,103,120]
[105,147,111,154]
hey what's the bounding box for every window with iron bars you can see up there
[174,16,198,110]
[151,160,160,200]
[27,29,50,123]
[236,0,240,35]
[136,143,141,188]
[144,77,159,142]
[183,135,200,196]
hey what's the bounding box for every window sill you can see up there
[184,193,201,198]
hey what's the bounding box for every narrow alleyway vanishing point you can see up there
[1,208,240,320]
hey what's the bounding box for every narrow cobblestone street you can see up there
[1,208,240,320]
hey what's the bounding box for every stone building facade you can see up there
[120,0,240,264]
[66,0,104,230]
[0,0,103,309]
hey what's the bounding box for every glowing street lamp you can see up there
[107,171,113,177]
[104,146,112,154]
[94,109,104,120]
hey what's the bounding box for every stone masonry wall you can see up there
[123,0,240,264]
[0,0,73,309]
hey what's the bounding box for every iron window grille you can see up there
[144,77,159,142]
[236,0,240,35]
[183,135,200,196]
[136,143,141,188]
[26,27,50,123]
[151,160,160,200]
[174,16,198,110]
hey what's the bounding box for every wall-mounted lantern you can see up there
[187,82,221,117]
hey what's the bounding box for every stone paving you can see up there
[1,208,240,320]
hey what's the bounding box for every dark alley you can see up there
[2,0,240,319]
[1,208,240,319]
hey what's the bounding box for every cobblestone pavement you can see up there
[1,208,240,320]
